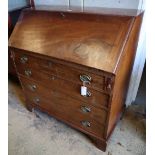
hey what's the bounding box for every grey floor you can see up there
[8,73,146,155]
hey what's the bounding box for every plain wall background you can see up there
[8,0,29,11]
[9,0,145,12]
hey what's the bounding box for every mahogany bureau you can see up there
[9,10,143,151]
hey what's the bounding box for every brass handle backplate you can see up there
[20,55,28,63]
[81,106,91,113]
[86,91,91,97]
[25,70,32,77]
[28,84,36,91]
[80,75,91,84]
[81,121,91,127]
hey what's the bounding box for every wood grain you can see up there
[9,10,134,73]
[25,91,106,138]
[106,13,144,139]
[9,10,143,152]
[13,49,108,92]
[17,69,109,109]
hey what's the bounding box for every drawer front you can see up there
[24,90,106,137]
[19,69,109,109]
[20,76,107,124]
[13,50,111,92]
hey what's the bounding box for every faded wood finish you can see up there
[9,10,143,151]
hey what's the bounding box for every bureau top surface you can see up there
[9,10,135,73]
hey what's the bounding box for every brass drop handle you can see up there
[20,55,28,63]
[86,91,91,97]
[81,121,91,127]
[25,70,32,77]
[81,106,91,113]
[28,84,37,91]
[33,97,40,104]
[80,75,91,84]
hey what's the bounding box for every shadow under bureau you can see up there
[9,9,143,151]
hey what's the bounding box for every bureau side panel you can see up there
[106,13,144,138]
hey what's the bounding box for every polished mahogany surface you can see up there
[9,10,143,152]
[9,10,134,73]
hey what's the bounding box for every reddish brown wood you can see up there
[8,8,30,77]
[20,76,108,125]
[9,10,134,73]
[9,10,143,152]
[13,49,109,92]
[18,69,109,109]
[26,92,106,137]
[106,13,144,138]
[8,50,17,76]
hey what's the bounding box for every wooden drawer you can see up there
[19,70,109,109]
[13,50,110,92]
[24,89,106,138]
